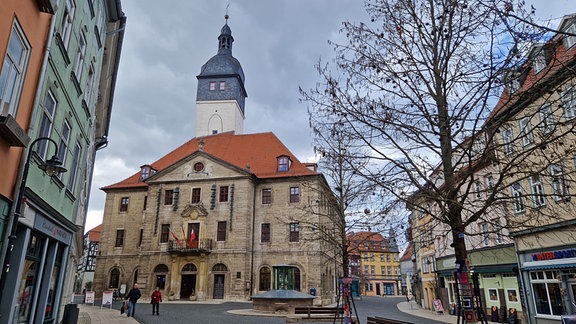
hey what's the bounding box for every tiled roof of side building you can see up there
[101,132,318,191]
[87,224,102,242]
[489,15,576,122]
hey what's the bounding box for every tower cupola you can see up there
[195,14,247,137]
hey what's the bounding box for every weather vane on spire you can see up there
[225,3,230,21]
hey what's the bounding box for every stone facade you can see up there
[94,138,340,306]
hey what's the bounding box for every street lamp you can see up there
[0,137,67,307]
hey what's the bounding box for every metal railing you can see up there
[167,239,212,253]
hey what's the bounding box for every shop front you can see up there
[0,204,74,324]
[518,247,576,324]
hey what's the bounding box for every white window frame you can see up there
[538,104,555,134]
[519,117,534,147]
[475,181,483,199]
[565,23,576,49]
[67,142,81,191]
[494,219,504,244]
[529,174,546,208]
[533,51,547,74]
[84,63,95,107]
[61,0,76,49]
[550,162,569,202]
[480,223,490,247]
[37,90,57,158]
[511,182,526,214]
[562,86,576,120]
[508,78,521,94]
[58,120,71,181]
[485,175,495,191]
[530,270,562,316]
[502,127,515,155]
[0,21,31,117]
[73,32,86,81]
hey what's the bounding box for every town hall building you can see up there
[93,16,340,305]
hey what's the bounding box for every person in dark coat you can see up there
[125,283,141,317]
[491,306,499,322]
[508,307,517,324]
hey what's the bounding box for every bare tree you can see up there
[302,0,576,304]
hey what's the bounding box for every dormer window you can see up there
[508,78,521,94]
[533,51,547,74]
[277,155,291,172]
[219,81,226,90]
[140,165,155,181]
[565,23,576,49]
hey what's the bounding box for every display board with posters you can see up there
[85,291,95,305]
[433,299,444,314]
[102,291,113,309]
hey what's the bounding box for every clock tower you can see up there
[195,14,247,137]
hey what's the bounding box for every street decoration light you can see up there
[0,137,67,309]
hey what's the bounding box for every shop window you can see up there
[530,270,563,316]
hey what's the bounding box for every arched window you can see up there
[109,268,120,288]
[154,264,169,289]
[133,269,138,284]
[182,263,197,272]
[259,267,271,291]
[154,264,169,273]
[212,263,228,272]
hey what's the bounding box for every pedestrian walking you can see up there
[125,283,141,317]
[151,287,162,315]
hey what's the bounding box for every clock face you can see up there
[194,162,204,172]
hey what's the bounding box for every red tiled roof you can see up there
[102,132,317,191]
[399,245,413,262]
[346,231,390,254]
[87,224,102,242]
[489,26,576,121]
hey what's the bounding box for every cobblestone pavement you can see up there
[79,296,499,324]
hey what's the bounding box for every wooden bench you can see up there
[367,316,415,324]
[285,306,359,323]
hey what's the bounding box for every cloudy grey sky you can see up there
[84,0,575,232]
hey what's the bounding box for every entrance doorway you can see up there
[213,275,225,299]
[376,283,381,296]
[180,275,196,299]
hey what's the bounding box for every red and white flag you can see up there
[171,231,182,247]
[188,228,197,248]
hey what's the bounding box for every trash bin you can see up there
[62,303,79,324]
